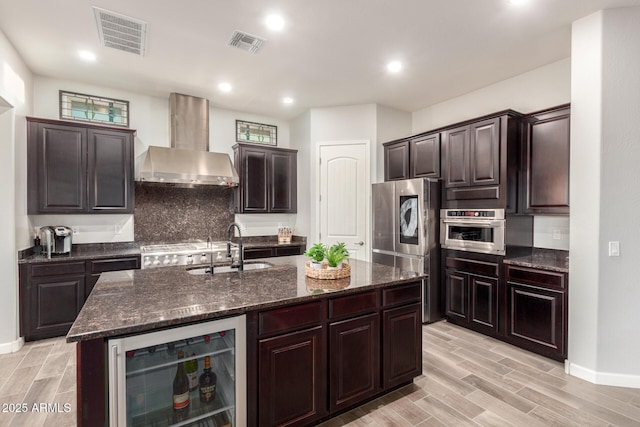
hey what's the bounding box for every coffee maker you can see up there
[40,226,73,258]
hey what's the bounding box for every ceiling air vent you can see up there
[227,30,266,53]
[93,7,147,56]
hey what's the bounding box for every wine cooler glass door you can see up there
[108,315,246,427]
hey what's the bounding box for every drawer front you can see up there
[382,282,421,308]
[244,248,274,260]
[506,265,566,290]
[31,261,86,277]
[89,256,140,274]
[445,256,499,277]
[274,245,305,257]
[329,291,378,320]
[259,301,324,336]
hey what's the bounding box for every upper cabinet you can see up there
[521,105,570,215]
[233,143,297,213]
[27,118,135,214]
[441,112,521,209]
[384,132,440,181]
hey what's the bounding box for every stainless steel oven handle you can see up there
[442,219,504,227]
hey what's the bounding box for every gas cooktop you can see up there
[140,241,238,269]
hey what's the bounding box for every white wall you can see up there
[412,58,572,133]
[289,110,311,237]
[569,7,640,387]
[1,27,33,352]
[31,77,292,240]
[307,104,378,241]
[375,105,412,183]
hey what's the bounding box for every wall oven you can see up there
[440,209,505,255]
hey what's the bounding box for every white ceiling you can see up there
[2,0,640,119]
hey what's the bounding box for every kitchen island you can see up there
[67,255,425,426]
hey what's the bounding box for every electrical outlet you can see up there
[552,229,562,240]
[114,224,122,235]
[72,226,79,236]
[608,241,620,257]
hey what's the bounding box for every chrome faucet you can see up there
[226,222,244,271]
[207,236,214,275]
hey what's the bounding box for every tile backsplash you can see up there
[134,183,235,243]
[533,215,570,250]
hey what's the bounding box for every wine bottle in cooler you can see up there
[173,351,190,420]
[199,355,217,403]
[185,352,199,391]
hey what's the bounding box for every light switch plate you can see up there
[608,241,620,257]
[72,226,79,236]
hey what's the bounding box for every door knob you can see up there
[357,241,364,246]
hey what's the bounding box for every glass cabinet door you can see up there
[109,316,246,427]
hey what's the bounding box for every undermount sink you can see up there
[187,262,273,275]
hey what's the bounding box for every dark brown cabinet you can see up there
[258,327,326,426]
[19,255,140,341]
[410,133,441,178]
[243,244,306,260]
[521,104,570,214]
[505,265,568,361]
[27,117,135,214]
[443,250,500,336]
[233,143,297,213]
[441,112,520,209]
[247,282,422,426]
[384,133,440,181]
[384,139,410,181]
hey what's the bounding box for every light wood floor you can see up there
[2,322,640,426]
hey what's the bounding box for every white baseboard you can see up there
[568,362,640,388]
[0,336,24,354]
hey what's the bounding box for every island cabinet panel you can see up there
[443,250,501,337]
[27,117,136,214]
[234,143,298,214]
[329,313,380,412]
[247,281,422,426]
[382,303,422,389]
[521,104,571,214]
[505,265,568,361]
[258,326,327,427]
[410,133,441,178]
[383,140,410,181]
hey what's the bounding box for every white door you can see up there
[318,141,370,261]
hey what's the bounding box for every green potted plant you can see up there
[304,243,326,269]
[325,242,349,269]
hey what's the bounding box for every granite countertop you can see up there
[18,242,141,264]
[67,255,423,343]
[504,248,569,273]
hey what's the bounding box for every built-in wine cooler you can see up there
[108,316,246,427]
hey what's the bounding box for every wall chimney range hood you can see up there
[138,93,239,187]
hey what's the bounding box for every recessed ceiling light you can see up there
[218,82,232,93]
[387,61,402,73]
[508,0,528,5]
[265,14,285,31]
[78,50,97,61]
[282,97,294,105]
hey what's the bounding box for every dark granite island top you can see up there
[67,255,423,343]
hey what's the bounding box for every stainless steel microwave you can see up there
[440,209,505,255]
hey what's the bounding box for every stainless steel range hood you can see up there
[138,93,239,187]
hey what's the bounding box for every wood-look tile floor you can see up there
[2,322,640,426]
[320,321,640,427]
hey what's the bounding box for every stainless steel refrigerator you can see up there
[372,178,442,323]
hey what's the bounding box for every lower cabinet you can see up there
[505,265,568,361]
[443,250,500,336]
[247,281,421,427]
[258,326,326,426]
[243,244,306,260]
[19,255,141,341]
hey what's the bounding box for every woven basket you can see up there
[304,261,351,280]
